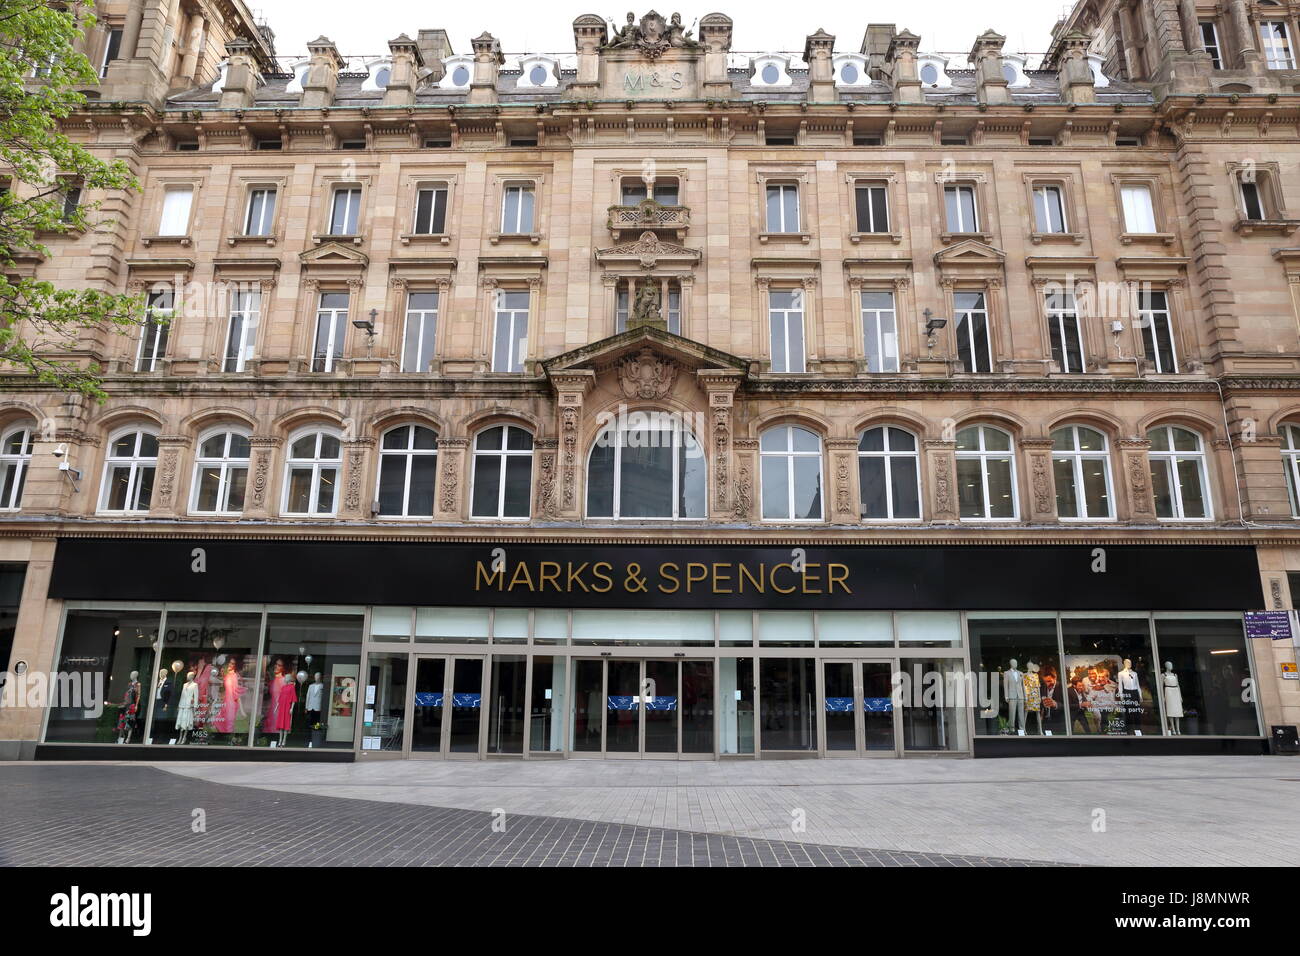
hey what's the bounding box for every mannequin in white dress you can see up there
[1004,658,1025,735]
[1117,658,1141,730]
[1162,661,1183,735]
[175,671,199,744]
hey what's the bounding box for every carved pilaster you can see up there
[1018,438,1057,522]
[925,439,958,522]
[548,370,595,519]
[244,437,282,519]
[1116,438,1154,520]
[341,438,375,518]
[436,437,469,518]
[151,435,189,517]
[534,437,560,520]
[698,369,742,518]
[826,438,859,522]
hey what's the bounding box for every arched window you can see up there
[760,425,823,521]
[1281,424,1300,517]
[283,429,342,516]
[470,425,532,519]
[1148,425,1210,520]
[0,423,33,510]
[857,426,921,520]
[1051,425,1114,520]
[99,428,159,513]
[586,412,705,519]
[377,424,438,518]
[191,429,251,515]
[955,425,1017,519]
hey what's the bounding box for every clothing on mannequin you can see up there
[1117,658,1142,730]
[1023,661,1043,735]
[305,673,325,726]
[175,672,199,743]
[271,674,298,745]
[214,661,242,735]
[1003,658,1026,735]
[115,671,142,743]
[1162,662,1184,734]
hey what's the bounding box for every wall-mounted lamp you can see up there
[352,309,378,345]
[923,308,948,351]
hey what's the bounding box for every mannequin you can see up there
[115,671,142,744]
[154,668,171,718]
[271,673,298,746]
[214,659,243,737]
[1003,659,1026,735]
[305,672,325,728]
[1023,661,1043,735]
[1162,661,1183,735]
[1117,658,1142,731]
[175,671,199,744]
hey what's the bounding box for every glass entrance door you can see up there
[820,660,899,757]
[410,655,484,757]
[569,658,714,757]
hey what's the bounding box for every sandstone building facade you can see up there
[0,1,1296,759]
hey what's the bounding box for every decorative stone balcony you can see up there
[607,198,691,240]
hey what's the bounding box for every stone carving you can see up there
[836,454,851,517]
[596,230,701,268]
[561,403,579,510]
[934,457,954,518]
[618,347,677,399]
[712,407,729,511]
[251,450,269,507]
[1271,577,1284,610]
[440,447,460,513]
[1031,453,1051,514]
[1127,453,1152,514]
[157,448,179,506]
[732,463,752,520]
[606,10,696,57]
[536,445,559,519]
[629,280,664,330]
[344,447,364,512]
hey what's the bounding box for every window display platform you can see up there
[974,736,1269,757]
[34,744,356,762]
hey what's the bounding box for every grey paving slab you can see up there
[0,763,1063,867]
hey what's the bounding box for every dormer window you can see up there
[750,54,792,87]
[439,55,474,89]
[516,54,559,89]
[832,53,869,87]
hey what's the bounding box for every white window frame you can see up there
[765,182,801,233]
[500,183,536,234]
[312,291,349,373]
[223,287,259,373]
[0,424,33,510]
[1200,21,1222,69]
[492,290,530,373]
[136,289,172,372]
[100,27,123,77]
[1281,424,1300,517]
[955,425,1019,521]
[944,184,979,233]
[376,424,439,519]
[1033,184,1068,234]
[585,418,706,521]
[1260,20,1296,69]
[400,291,440,373]
[1120,183,1158,233]
[1046,291,1086,373]
[97,428,159,514]
[853,182,889,233]
[158,185,194,236]
[469,425,534,521]
[856,426,922,521]
[759,425,824,522]
[412,185,449,235]
[281,429,343,517]
[1239,176,1267,221]
[189,429,251,516]
[328,186,361,235]
[1148,425,1212,521]
[1051,425,1114,521]
[768,288,806,373]
[1138,290,1178,374]
[243,187,277,236]
[860,289,899,373]
[954,291,992,374]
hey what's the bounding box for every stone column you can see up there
[969,30,1009,106]
[731,438,759,522]
[1116,438,1155,521]
[570,15,606,98]
[121,0,146,59]
[699,369,743,519]
[340,438,375,519]
[826,438,859,523]
[550,371,595,519]
[1230,0,1261,69]
[177,15,206,85]
[886,30,922,104]
[1179,0,1203,52]
[436,437,469,519]
[803,29,837,103]
[469,32,503,106]
[300,36,344,109]
[1020,438,1057,522]
[243,437,282,520]
[925,438,958,522]
[217,39,258,110]
[383,34,423,107]
[150,434,189,518]
[700,13,735,99]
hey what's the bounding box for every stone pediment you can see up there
[299,241,370,270]
[933,238,1006,265]
[595,230,701,269]
[542,325,748,386]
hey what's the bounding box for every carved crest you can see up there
[618,347,677,399]
[606,10,696,58]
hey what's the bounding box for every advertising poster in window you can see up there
[327,664,358,742]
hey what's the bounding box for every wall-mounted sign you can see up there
[1244,610,1294,641]
[1281,662,1298,680]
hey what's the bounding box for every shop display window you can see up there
[254,613,362,748]
[46,610,160,743]
[1061,617,1158,736]
[151,611,263,746]
[1153,617,1258,736]
[968,616,1064,736]
[361,652,408,752]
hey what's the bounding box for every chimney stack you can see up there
[384,34,423,106]
[469,31,503,105]
[300,36,344,109]
[969,29,1009,106]
[886,29,921,104]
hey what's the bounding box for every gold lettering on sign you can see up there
[473,560,853,595]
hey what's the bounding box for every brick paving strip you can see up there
[0,765,1067,867]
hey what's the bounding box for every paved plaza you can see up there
[2,755,1297,866]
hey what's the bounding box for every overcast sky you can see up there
[253,0,1070,59]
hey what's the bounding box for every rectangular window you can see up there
[854,183,889,233]
[59,183,81,223]
[1200,22,1222,69]
[100,27,123,77]
[158,185,193,236]
[492,290,530,373]
[860,291,898,373]
[137,290,172,372]
[243,187,276,236]
[224,288,259,372]
[329,187,361,235]
[1260,21,1295,69]
[954,291,992,374]
[401,291,439,373]
[943,185,978,233]
[768,289,806,373]
[765,183,800,233]
[621,178,679,205]
[413,186,448,234]
[1139,289,1178,373]
[1239,177,1266,220]
[501,184,535,234]
[312,291,349,372]
[1120,184,1157,233]
[1046,291,1085,373]
[1032,184,1067,233]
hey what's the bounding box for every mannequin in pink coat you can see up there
[272,674,298,746]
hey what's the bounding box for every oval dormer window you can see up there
[841,63,859,84]
[920,63,939,85]
[761,63,779,84]
[1002,63,1016,84]
[529,64,548,86]
[375,67,391,88]
[452,65,470,85]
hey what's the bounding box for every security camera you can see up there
[51,443,67,458]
